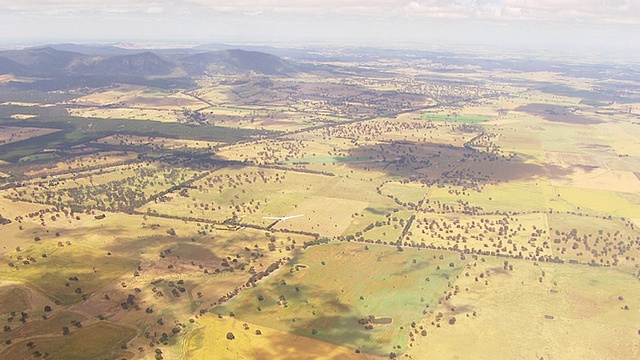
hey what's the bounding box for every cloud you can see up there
[1,0,638,24]
[0,1,176,15]
[146,6,165,14]
[181,0,640,24]
[0,0,638,59]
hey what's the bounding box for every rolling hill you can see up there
[0,46,299,80]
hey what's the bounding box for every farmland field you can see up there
[183,316,369,360]
[421,113,491,123]
[408,256,640,359]
[214,242,464,355]
[272,196,369,236]
[0,126,61,145]
[1,322,136,360]
[0,42,639,360]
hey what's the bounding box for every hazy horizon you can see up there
[1,1,639,62]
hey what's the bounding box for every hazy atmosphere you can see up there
[2,1,640,360]
[1,0,639,60]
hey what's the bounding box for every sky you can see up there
[1,1,639,60]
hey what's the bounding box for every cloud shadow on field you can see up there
[547,164,600,181]
[340,140,551,184]
[515,103,603,125]
[391,258,432,277]
[486,267,511,276]
[106,234,222,264]
[217,280,391,355]
[364,207,388,215]
[284,313,383,355]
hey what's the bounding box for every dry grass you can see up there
[273,196,369,237]
[0,126,60,146]
[9,114,38,120]
[95,134,220,149]
[23,151,138,178]
[183,315,373,360]
[1,322,135,360]
[66,85,206,111]
[214,242,464,356]
[67,107,181,122]
[551,168,640,193]
[408,256,640,359]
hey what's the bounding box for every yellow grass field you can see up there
[0,101,55,107]
[1,48,639,360]
[95,134,220,149]
[545,151,606,168]
[141,166,351,230]
[428,180,548,213]
[408,256,640,359]
[66,85,207,111]
[551,167,640,193]
[0,199,58,255]
[0,283,29,315]
[408,212,552,259]
[380,181,428,205]
[1,322,135,360]
[551,187,640,218]
[183,316,371,360]
[273,196,369,236]
[597,122,640,157]
[67,107,181,122]
[23,151,139,177]
[1,244,139,305]
[0,126,60,146]
[9,114,38,120]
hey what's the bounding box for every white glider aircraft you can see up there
[262,214,305,221]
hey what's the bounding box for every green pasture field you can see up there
[214,242,465,355]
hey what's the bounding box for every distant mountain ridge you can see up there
[81,52,176,76]
[0,46,299,80]
[181,49,297,76]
